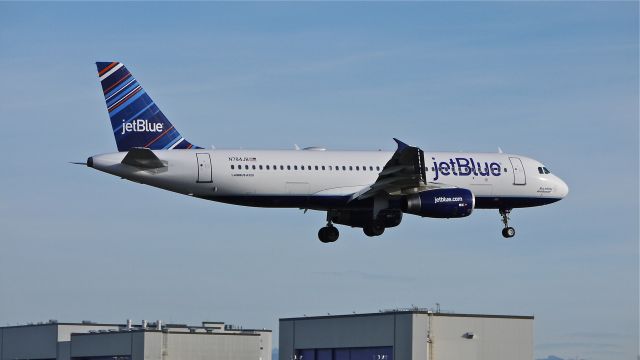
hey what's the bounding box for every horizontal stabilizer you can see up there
[121,148,165,169]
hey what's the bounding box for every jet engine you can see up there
[402,188,474,218]
[330,209,403,228]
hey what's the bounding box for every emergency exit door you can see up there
[196,153,212,183]
[509,157,526,185]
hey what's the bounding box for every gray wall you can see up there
[280,313,533,360]
[280,314,414,360]
[0,324,58,360]
[71,331,145,359]
[257,331,272,360]
[71,331,266,360]
[429,315,533,360]
[164,333,261,360]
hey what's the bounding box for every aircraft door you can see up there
[196,153,213,183]
[509,157,526,185]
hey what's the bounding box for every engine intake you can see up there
[403,188,474,218]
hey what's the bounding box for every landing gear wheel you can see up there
[318,226,339,243]
[363,222,385,237]
[499,209,515,238]
[502,227,515,238]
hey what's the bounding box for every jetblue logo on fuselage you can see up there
[121,119,164,135]
[432,157,502,181]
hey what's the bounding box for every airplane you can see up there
[82,61,569,243]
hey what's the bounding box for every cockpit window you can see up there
[538,167,544,174]
[543,167,550,174]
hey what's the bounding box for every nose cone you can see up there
[556,177,569,198]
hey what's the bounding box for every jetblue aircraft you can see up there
[83,62,568,243]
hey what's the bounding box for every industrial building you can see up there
[0,320,271,360]
[279,309,533,360]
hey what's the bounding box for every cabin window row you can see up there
[229,164,509,173]
[231,164,383,171]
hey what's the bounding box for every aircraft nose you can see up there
[556,177,569,198]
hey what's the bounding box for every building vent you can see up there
[463,332,477,339]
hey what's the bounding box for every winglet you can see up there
[393,138,410,150]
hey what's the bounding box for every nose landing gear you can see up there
[500,209,516,238]
[318,225,339,243]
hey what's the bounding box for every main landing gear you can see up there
[500,209,516,238]
[363,221,385,237]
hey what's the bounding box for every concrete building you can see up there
[1,320,271,360]
[0,321,121,360]
[279,310,533,360]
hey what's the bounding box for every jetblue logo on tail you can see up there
[121,119,164,135]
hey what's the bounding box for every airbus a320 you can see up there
[82,62,569,243]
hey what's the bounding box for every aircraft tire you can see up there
[318,226,339,243]
[363,223,385,237]
[502,227,516,238]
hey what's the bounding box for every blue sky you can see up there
[0,2,637,360]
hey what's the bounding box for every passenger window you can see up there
[245,165,249,170]
[287,165,291,170]
[329,166,332,170]
[266,165,270,170]
[259,165,263,170]
[252,165,256,170]
[504,168,507,172]
[342,166,346,170]
[349,166,353,171]
[294,165,298,170]
[231,165,234,169]
[369,166,373,171]
[322,166,326,170]
[376,166,380,171]
[280,165,284,170]
[300,165,304,170]
[356,166,359,171]
[335,166,339,171]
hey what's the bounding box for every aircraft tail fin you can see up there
[96,62,200,151]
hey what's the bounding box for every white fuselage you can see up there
[89,148,568,211]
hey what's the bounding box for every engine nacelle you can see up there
[330,209,403,228]
[402,188,475,218]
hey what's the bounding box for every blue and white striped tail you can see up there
[96,62,200,151]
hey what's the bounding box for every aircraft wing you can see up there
[351,138,436,201]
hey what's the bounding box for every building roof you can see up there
[280,310,534,321]
[0,322,122,329]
